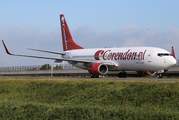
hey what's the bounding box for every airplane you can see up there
[2,14,177,78]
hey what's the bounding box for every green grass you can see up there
[0,78,179,119]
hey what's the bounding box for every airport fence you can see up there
[1,59,179,72]
[0,64,79,72]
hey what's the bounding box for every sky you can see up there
[0,0,179,66]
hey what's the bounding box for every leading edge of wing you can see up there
[27,48,66,55]
[2,40,92,63]
[2,40,60,60]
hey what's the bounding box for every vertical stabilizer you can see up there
[172,46,176,59]
[60,14,84,51]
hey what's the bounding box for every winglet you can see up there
[2,40,12,55]
[172,46,176,59]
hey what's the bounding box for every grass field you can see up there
[0,78,179,119]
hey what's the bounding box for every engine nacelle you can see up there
[88,63,108,75]
[137,71,156,76]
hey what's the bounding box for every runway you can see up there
[0,76,179,81]
[1,66,179,77]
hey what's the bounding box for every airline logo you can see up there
[94,49,147,60]
[61,16,68,50]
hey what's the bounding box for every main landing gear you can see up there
[157,74,162,78]
[118,72,127,78]
[90,74,99,78]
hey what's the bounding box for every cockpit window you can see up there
[158,53,172,57]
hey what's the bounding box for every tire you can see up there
[118,72,127,78]
[90,74,94,78]
[95,75,99,78]
[157,74,162,78]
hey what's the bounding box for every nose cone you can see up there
[163,57,177,70]
[172,58,176,66]
[168,57,176,67]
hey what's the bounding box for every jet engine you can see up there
[88,63,108,75]
[137,71,157,76]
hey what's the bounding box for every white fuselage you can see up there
[62,47,176,71]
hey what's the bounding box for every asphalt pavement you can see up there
[0,76,179,81]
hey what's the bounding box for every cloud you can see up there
[165,28,179,44]
[0,24,179,66]
[122,38,145,47]
[0,25,59,66]
[71,24,145,48]
[121,24,137,31]
[71,25,179,58]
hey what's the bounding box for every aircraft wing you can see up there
[2,40,120,70]
[27,48,66,55]
[2,40,92,63]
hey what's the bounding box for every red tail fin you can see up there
[60,14,83,51]
[172,46,176,59]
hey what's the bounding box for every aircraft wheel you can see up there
[90,74,95,78]
[118,72,127,78]
[118,73,123,78]
[157,74,162,78]
[90,74,99,78]
[123,72,127,78]
[95,75,99,78]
